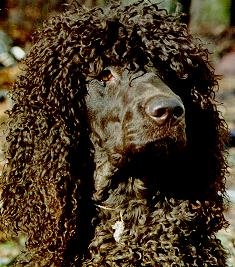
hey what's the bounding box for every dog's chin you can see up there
[119,136,187,177]
[93,136,187,202]
[127,135,186,160]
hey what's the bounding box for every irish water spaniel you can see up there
[0,1,229,266]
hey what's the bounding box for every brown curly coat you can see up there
[0,1,229,266]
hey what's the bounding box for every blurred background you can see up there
[0,0,235,265]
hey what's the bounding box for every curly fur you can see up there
[0,1,229,266]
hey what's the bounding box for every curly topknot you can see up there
[0,1,229,266]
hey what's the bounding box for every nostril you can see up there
[173,105,184,119]
[154,107,168,119]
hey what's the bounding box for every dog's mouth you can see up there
[122,117,186,158]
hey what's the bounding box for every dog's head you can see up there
[0,2,228,265]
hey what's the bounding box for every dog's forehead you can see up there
[111,67,166,85]
[107,66,158,79]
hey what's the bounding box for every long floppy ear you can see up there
[183,65,228,199]
[0,8,97,265]
[178,55,229,200]
[0,3,128,264]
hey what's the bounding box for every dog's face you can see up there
[85,67,188,198]
[85,66,186,166]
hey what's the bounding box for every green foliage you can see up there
[199,0,230,26]
[123,0,230,27]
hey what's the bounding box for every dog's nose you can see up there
[145,96,185,125]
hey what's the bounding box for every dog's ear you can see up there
[182,58,228,199]
[0,5,124,264]
[0,11,96,264]
[169,53,228,200]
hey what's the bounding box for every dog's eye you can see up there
[97,69,114,85]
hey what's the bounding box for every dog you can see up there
[0,2,229,266]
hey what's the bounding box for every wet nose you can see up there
[145,96,185,125]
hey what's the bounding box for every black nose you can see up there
[145,96,185,125]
